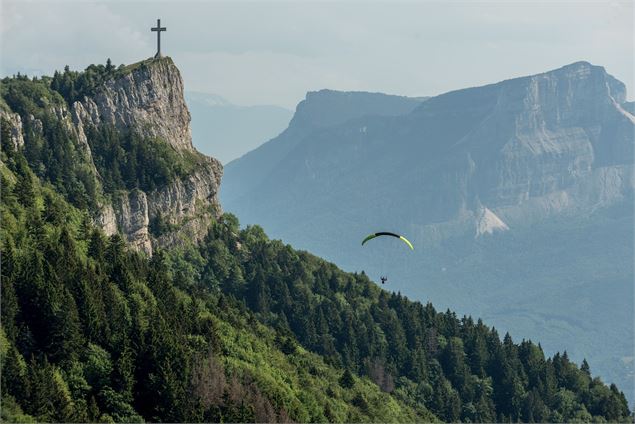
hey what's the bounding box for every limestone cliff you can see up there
[0,110,24,150]
[95,160,222,254]
[224,61,634,243]
[80,57,222,254]
[401,61,635,236]
[1,57,222,255]
[72,58,194,152]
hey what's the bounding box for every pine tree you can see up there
[581,358,590,376]
[2,346,30,405]
[339,368,355,388]
[1,247,20,342]
[106,58,114,73]
[88,229,107,261]
[14,169,35,208]
[26,357,75,422]
[48,288,83,364]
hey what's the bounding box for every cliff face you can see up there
[0,110,24,150]
[1,57,222,255]
[400,61,635,232]
[72,58,194,151]
[289,89,425,131]
[96,161,222,253]
[81,58,222,254]
[224,62,634,240]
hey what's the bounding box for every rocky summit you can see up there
[84,58,223,254]
[72,58,195,152]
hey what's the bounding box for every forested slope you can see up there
[0,138,436,422]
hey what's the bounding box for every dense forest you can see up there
[0,66,632,423]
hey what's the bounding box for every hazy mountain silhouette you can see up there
[222,62,635,402]
[187,91,293,164]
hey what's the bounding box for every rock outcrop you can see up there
[475,207,509,237]
[1,102,99,176]
[2,57,223,255]
[96,158,222,254]
[72,58,194,152]
[0,110,24,150]
[78,57,222,254]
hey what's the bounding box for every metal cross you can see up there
[151,19,166,58]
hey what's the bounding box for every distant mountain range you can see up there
[186,91,293,164]
[222,62,635,403]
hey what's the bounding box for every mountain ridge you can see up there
[224,60,634,233]
[221,60,635,403]
[221,90,426,206]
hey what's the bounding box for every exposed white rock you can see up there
[475,207,509,237]
[0,110,24,150]
[147,158,222,253]
[94,157,222,255]
[73,57,194,152]
[95,204,118,236]
[113,189,152,254]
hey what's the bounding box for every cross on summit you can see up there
[151,18,166,58]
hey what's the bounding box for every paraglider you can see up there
[361,232,414,284]
[361,232,414,250]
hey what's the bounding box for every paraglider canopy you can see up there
[361,232,414,250]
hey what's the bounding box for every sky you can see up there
[1,0,633,109]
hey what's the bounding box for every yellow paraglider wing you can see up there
[361,232,414,250]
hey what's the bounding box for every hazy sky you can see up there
[1,0,633,108]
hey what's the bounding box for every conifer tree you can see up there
[339,369,355,388]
